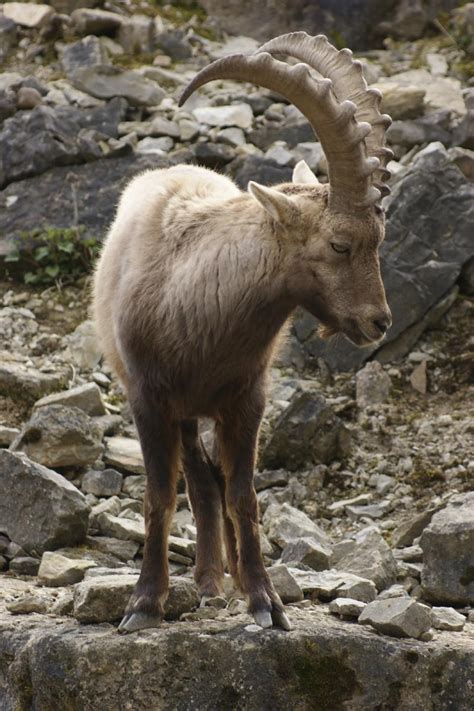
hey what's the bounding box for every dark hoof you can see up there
[118,611,162,634]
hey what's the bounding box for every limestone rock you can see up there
[192,104,253,130]
[280,537,331,571]
[3,3,54,28]
[87,536,139,563]
[267,565,303,603]
[82,469,123,497]
[11,404,103,468]
[0,360,68,402]
[73,66,165,107]
[34,383,106,416]
[333,528,397,591]
[0,450,89,554]
[261,391,351,470]
[121,474,146,500]
[420,493,474,605]
[104,437,144,474]
[431,607,466,632]
[96,512,145,544]
[38,552,96,587]
[289,569,375,602]
[359,598,432,639]
[356,361,391,408]
[263,503,331,549]
[329,597,366,619]
[73,574,199,623]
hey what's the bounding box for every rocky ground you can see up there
[0,1,473,709]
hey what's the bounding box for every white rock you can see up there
[264,141,294,166]
[3,2,54,28]
[97,512,145,543]
[192,103,253,130]
[359,598,432,639]
[38,551,96,587]
[431,607,466,631]
[136,136,173,155]
[104,436,144,474]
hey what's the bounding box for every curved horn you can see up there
[179,51,381,212]
[256,32,393,197]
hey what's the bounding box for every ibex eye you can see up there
[331,242,350,254]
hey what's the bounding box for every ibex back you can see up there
[93,32,392,632]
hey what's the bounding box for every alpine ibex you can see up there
[93,32,393,633]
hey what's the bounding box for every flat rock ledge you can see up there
[0,602,472,710]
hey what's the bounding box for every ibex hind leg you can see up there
[217,386,291,631]
[118,387,180,633]
[181,419,226,600]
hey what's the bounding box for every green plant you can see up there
[5,225,100,287]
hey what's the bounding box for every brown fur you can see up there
[92,163,391,631]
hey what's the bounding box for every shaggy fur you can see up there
[92,163,391,632]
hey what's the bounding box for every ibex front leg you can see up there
[119,389,180,633]
[217,384,291,630]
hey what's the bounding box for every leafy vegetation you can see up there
[5,226,100,287]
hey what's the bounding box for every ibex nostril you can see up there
[373,318,389,334]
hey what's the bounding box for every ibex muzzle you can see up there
[92,32,393,633]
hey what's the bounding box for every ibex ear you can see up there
[248,181,295,223]
[292,160,319,185]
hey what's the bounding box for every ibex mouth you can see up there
[345,320,385,348]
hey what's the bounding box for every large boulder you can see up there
[261,391,351,470]
[292,143,474,370]
[0,99,127,189]
[11,405,103,468]
[0,450,90,554]
[420,493,474,605]
[0,154,168,258]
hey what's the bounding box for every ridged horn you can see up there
[179,50,383,212]
[256,32,393,197]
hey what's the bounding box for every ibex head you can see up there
[180,32,393,346]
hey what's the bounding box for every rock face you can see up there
[0,451,90,554]
[261,391,351,470]
[359,598,432,639]
[2,605,472,710]
[292,143,474,370]
[11,404,103,468]
[420,493,474,604]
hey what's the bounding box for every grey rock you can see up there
[136,136,173,155]
[261,391,351,470]
[387,109,452,148]
[62,320,102,371]
[230,155,292,189]
[448,146,474,183]
[16,87,42,111]
[11,404,103,468]
[359,598,432,639]
[0,16,17,63]
[267,564,304,603]
[73,66,164,107]
[459,257,474,295]
[0,603,473,709]
[290,569,375,602]
[280,537,331,571]
[263,502,331,549]
[0,450,89,554]
[333,528,397,591]
[6,594,50,615]
[104,436,144,474]
[264,141,294,166]
[335,577,377,603]
[431,607,466,632]
[155,29,192,61]
[3,2,54,28]
[292,142,325,172]
[38,551,96,586]
[254,469,289,492]
[82,469,123,497]
[60,35,107,79]
[302,143,474,370]
[0,361,68,403]
[356,362,391,408]
[0,99,127,189]
[193,142,236,169]
[453,110,474,151]
[329,597,366,619]
[216,127,246,147]
[118,15,155,55]
[71,8,123,35]
[34,383,106,416]
[193,103,253,130]
[248,118,313,150]
[0,425,20,446]
[89,496,121,529]
[372,81,425,120]
[96,512,145,544]
[421,492,474,605]
[73,574,198,623]
[87,536,139,563]
[121,474,146,500]
[8,556,40,576]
